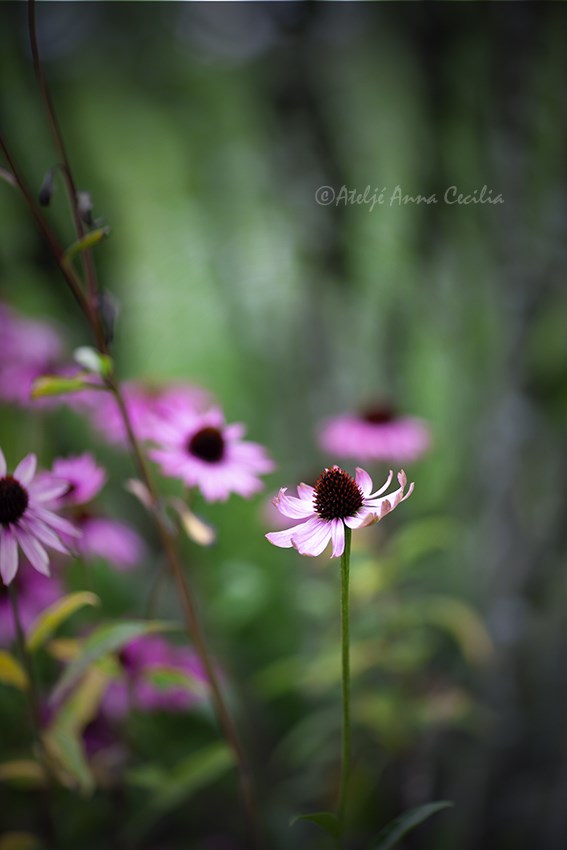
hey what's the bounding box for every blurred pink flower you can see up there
[0,449,79,585]
[47,453,107,506]
[318,405,431,464]
[266,466,413,558]
[0,562,63,645]
[102,635,209,718]
[0,303,64,407]
[87,381,211,446]
[78,517,145,572]
[148,404,274,502]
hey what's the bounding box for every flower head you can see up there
[266,465,413,558]
[0,449,79,585]
[86,381,211,446]
[0,303,64,407]
[148,404,274,502]
[319,404,431,464]
[102,635,209,718]
[47,454,107,507]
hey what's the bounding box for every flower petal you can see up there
[367,469,394,499]
[27,506,81,538]
[363,470,414,520]
[0,448,6,477]
[297,483,315,503]
[19,517,69,555]
[330,518,345,558]
[355,467,373,497]
[265,526,298,549]
[0,528,19,585]
[28,477,69,503]
[291,516,333,557]
[14,454,37,486]
[273,488,315,519]
[13,527,50,577]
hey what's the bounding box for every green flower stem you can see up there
[338,526,352,836]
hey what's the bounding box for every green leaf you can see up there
[0,760,45,786]
[44,666,109,794]
[143,665,208,699]
[0,650,28,690]
[0,833,43,850]
[63,226,110,265]
[50,619,173,704]
[30,374,97,399]
[291,811,341,839]
[73,346,113,378]
[27,592,100,653]
[124,743,233,840]
[371,801,453,850]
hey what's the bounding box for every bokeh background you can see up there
[1,3,567,849]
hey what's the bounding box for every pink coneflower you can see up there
[87,382,211,446]
[0,303,64,407]
[102,635,208,718]
[0,563,63,645]
[266,466,413,558]
[148,404,274,502]
[318,404,431,464]
[0,449,79,585]
[48,454,107,506]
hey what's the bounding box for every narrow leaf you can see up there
[27,592,100,652]
[0,760,45,785]
[291,811,341,839]
[143,665,208,699]
[30,374,99,399]
[371,801,453,850]
[63,227,110,265]
[0,650,28,690]
[169,497,216,547]
[50,619,172,704]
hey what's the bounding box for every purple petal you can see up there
[0,528,19,585]
[297,483,315,502]
[273,488,315,519]
[265,526,298,549]
[13,528,50,576]
[367,469,394,499]
[19,517,69,555]
[14,454,37,486]
[291,516,333,557]
[27,506,81,538]
[355,467,373,497]
[0,448,6,477]
[330,519,345,558]
[28,477,69,503]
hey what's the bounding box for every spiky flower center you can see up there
[362,404,395,425]
[188,427,225,463]
[314,467,363,520]
[0,476,29,527]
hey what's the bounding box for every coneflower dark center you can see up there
[0,476,29,526]
[314,467,363,520]
[362,404,395,425]
[188,427,225,463]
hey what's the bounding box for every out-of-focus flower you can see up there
[0,303,64,407]
[48,454,107,506]
[0,449,79,585]
[0,562,63,645]
[318,404,431,464]
[148,404,274,502]
[41,453,146,571]
[266,466,413,558]
[87,382,211,446]
[78,517,145,572]
[102,635,209,718]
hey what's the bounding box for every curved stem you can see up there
[28,0,104,347]
[338,526,352,836]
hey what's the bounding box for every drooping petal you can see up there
[330,518,345,558]
[28,477,69,503]
[291,516,333,557]
[0,528,19,585]
[344,507,374,529]
[13,528,50,576]
[19,517,69,555]
[367,469,394,499]
[0,448,6,477]
[14,454,37,485]
[273,488,315,519]
[363,470,414,521]
[27,506,81,538]
[265,526,299,549]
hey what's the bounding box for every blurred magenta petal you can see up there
[0,561,63,645]
[79,516,146,571]
[319,406,431,464]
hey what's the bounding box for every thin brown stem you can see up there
[27,0,105,350]
[107,382,264,850]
